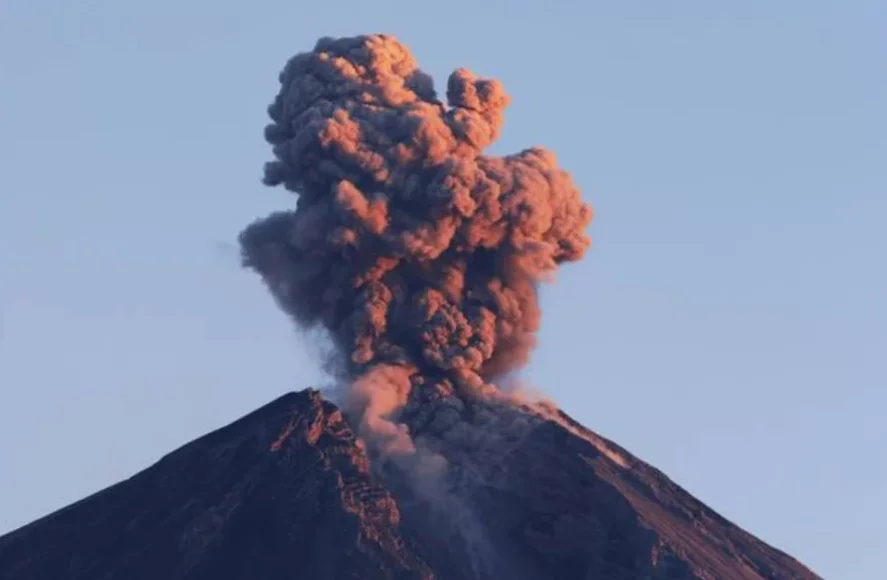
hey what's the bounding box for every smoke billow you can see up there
[239,34,592,457]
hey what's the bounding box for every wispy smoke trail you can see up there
[239,34,592,455]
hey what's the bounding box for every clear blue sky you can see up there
[1,2,884,578]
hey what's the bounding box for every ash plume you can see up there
[239,34,592,456]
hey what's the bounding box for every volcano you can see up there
[0,389,821,580]
[0,32,825,580]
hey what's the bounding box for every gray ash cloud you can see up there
[239,34,592,454]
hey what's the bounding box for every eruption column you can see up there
[239,34,592,454]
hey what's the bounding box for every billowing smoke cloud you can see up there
[239,34,592,456]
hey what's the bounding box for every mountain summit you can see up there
[0,389,820,580]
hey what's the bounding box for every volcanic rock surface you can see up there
[0,390,821,580]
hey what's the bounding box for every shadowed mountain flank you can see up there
[0,390,821,580]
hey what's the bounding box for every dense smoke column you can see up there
[239,34,592,453]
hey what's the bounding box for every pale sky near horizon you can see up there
[1,2,884,578]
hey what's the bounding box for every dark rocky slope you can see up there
[0,390,821,580]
